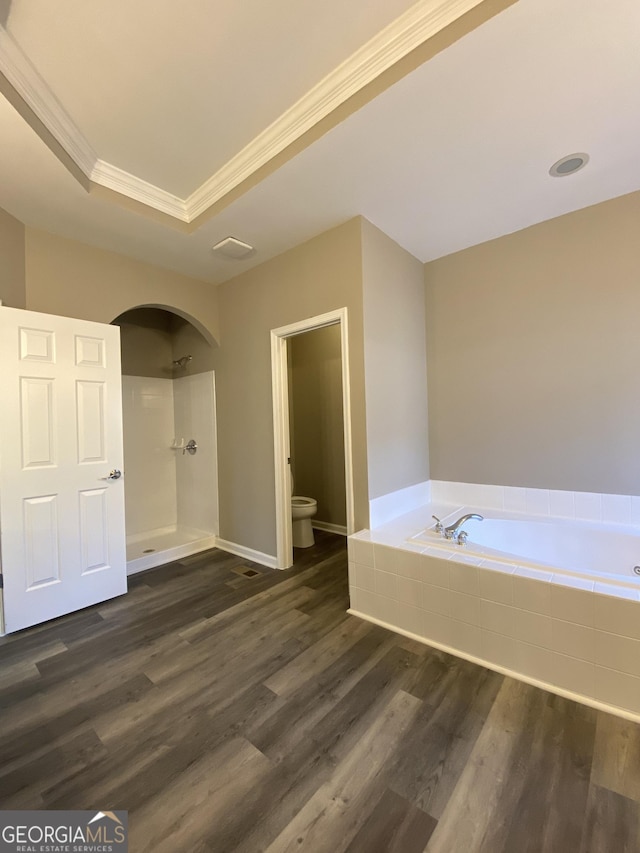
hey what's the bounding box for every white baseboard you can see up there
[369,480,431,529]
[312,520,347,536]
[127,535,217,575]
[347,608,640,725]
[215,538,278,570]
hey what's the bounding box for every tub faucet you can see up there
[444,513,483,542]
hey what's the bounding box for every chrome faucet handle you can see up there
[457,530,468,545]
[432,515,444,535]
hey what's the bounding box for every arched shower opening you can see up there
[112,306,219,573]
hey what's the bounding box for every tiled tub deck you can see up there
[348,506,640,719]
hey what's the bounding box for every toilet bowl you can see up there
[291,495,317,548]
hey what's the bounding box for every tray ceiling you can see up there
[0,0,639,284]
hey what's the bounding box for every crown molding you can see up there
[0,25,189,220]
[1,0,485,224]
[185,0,486,219]
[91,160,189,222]
[0,25,97,177]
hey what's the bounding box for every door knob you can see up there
[101,469,122,480]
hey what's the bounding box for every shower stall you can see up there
[114,308,218,573]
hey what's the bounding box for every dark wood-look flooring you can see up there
[1,531,640,852]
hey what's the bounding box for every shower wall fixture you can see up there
[170,438,198,455]
[172,355,192,368]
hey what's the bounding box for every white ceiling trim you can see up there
[185,0,487,220]
[90,160,189,221]
[0,25,189,220]
[0,0,484,224]
[0,25,97,177]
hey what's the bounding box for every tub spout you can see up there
[444,513,483,542]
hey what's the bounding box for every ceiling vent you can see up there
[212,236,255,259]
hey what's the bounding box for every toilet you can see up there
[291,473,317,548]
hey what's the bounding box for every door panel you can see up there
[20,377,57,467]
[24,494,60,588]
[19,326,55,362]
[75,335,105,367]
[76,380,106,463]
[0,306,127,633]
[79,487,110,574]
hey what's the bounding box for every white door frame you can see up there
[271,307,354,569]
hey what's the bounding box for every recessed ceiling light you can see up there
[211,236,255,259]
[549,153,589,178]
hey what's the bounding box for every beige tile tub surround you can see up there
[348,517,640,720]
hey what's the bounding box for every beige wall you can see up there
[289,325,346,527]
[425,190,640,495]
[213,217,368,556]
[362,219,429,499]
[24,227,220,345]
[115,307,215,378]
[170,315,216,376]
[0,206,26,309]
[116,308,174,378]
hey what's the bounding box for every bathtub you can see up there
[409,510,640,584]
[348,502,640,721]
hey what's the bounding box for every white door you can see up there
[0,306,127,633]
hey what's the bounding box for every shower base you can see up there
[126,525,217,575]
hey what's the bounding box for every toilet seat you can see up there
[292,496,316,507]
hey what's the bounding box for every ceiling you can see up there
[0,0,639,285]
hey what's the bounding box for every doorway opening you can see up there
[112,307,219,573]
[271,308,354,569]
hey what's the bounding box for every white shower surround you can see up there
[352,479,640,721]
[121,372,218,573]
[121,375,177,537]
[173,372,218,536]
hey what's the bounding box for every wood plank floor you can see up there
[1,531,640,851]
